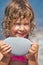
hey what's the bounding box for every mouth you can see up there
[16,31,27,37]
[17,31,26,35]
[17,32,24,35]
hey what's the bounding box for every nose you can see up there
[19,25,25,31]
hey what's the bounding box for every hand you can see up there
[0,40,11,55]
[0,52,3,61]
[26,42,39,60]
[29,42,39,54]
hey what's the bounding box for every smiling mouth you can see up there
[16,32,27,36]
[17,31,26,35]
[17,33,24,35]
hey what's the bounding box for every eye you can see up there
[14,23,20,26]
[24,23,30,26]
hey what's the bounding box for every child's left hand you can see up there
[29,42,39,54]
[26,42,39,59]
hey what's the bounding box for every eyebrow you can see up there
[13,22,30,24]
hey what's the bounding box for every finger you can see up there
[31,42,39,48]
[1,44,11,49]
[31,45,38,51]
[29,48,37,54]
[0,41,6,46]
[1,45,11,52]
[29,48,35,54]
[2,48,12,55]
[0,43,6,46]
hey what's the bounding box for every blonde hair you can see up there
[2,0,35,37]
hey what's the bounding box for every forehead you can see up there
[13,17,30,24]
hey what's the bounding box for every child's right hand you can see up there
[0,40,11,55]
[0,52,3,60]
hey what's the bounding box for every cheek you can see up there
[13,26,20,31]
[25,26,30,33]
[10,26,19,33]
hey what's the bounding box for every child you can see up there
[0,0,39,65]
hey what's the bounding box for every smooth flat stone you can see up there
[4,37,31,56]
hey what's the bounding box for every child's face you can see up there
[10,18,31,38]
